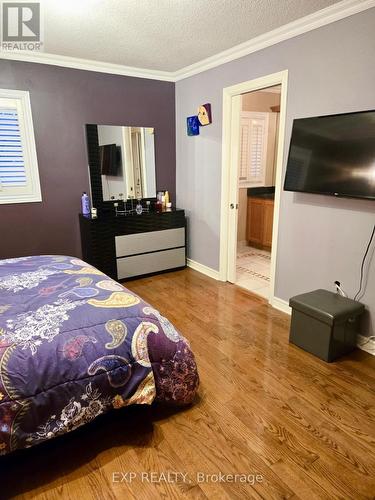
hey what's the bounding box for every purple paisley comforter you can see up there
[0,255,199,455]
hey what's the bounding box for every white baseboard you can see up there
[187,258,220,280]
[357,335,375,356]
[270,296,291,315]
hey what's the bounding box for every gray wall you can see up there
[176,9,375,335]
[0,60,175,259]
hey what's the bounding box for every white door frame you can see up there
[219,70,288,306]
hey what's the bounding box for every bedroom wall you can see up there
[0,60,175,259]
[176,8,375,336]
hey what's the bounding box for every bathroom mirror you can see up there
[86,124,157,204]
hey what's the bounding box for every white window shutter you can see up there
[249,120,265,180]
[239,123,249,180]
[0,108,27,188]
[0,90,41,204]
[239,112,269,186]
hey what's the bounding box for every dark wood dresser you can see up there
[79,209,186,281]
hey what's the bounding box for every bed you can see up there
[0,255,199,455]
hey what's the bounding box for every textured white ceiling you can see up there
[43,0,342,72]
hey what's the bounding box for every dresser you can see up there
[79,209,186,281]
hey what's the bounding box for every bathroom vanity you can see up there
[246,187,275,250]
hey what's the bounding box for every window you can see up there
[0,89,41,204]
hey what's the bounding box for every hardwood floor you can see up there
[2,268,375,499]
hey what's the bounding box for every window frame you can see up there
[0,88,42,204]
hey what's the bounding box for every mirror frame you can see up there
[85,124,157,212]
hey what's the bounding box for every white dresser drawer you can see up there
[115,227,185,257]
[117,248,186,279]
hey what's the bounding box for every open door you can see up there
[226,94,241,283]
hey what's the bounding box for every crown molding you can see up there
[0,0,374,83]
[173,0,375,81]
[0,51,175,82]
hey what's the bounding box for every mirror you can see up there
[91,124,156,201]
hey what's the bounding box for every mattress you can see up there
[0,255,199,455]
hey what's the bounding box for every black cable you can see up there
[354,224,375,301]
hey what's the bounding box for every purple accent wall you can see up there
[0,60,175,259]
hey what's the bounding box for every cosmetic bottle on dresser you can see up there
[81,192,91,215]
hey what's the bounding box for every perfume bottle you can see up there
[136,198,143,215]
[156,191,164,211]
[164,190,170,206]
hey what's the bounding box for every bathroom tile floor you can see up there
[236,245,271,299]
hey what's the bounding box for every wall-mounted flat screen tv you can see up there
[99,144,121,176]
[284,110,375,200]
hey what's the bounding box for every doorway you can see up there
[236,86,281,298]
[219,71,288,306]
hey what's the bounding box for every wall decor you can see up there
[197,103,212,126]
[187,116,200,136]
